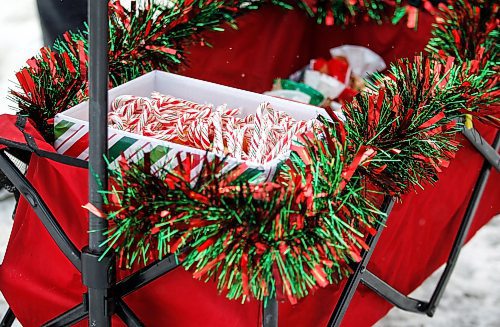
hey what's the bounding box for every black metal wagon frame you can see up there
[0,1,499,326]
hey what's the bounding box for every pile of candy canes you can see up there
[109,93,321,164]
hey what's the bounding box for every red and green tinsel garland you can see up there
[102,118,384,303]
[427,0,499,128]
[344,54,499,194]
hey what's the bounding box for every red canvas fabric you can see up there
[0,6,498,327]
[181,6,434,93]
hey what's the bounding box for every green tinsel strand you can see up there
[427,0,499,67]
[296,0,403,26]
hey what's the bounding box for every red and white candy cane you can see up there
[109,93,321,164]
[211,107,226,155]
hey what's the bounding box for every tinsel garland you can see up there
[297,0,401,26]
[102,117,384,303]
[427,0,499,127]
[342,55,499,194]
[10,39,88,142]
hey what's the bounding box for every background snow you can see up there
[0,1,498,326]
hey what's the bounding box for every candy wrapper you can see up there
[267,45,386,112]
[266,79,324,106]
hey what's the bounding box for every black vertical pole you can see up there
[86,0,111,326]
[262,294,278,327]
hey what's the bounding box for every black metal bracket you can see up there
[361,270,428,313]
[114,252,182,298]
[41,303,88,327]
[81,248,114,290]
[115,299,145,327]
[424,130,500,316]
[87,0,111,324]
[35,254,183,325]
[462,127,500,172]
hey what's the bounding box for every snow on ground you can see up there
[0,1,499,326]
[375,215,500,327]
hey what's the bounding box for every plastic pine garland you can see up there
[101,118,384,303]
[427,0,499,127]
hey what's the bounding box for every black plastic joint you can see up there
[19,186,37,207]
[81,246,114,289]
[426,306,436,317]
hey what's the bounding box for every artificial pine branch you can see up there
[100,118,384,304]
[427,0,499,127]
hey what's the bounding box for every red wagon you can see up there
[0,2,498,327]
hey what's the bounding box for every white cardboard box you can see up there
[54,71,327,181]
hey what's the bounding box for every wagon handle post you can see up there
[83,0,113,326]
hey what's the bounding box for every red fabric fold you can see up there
[0,114,55,153]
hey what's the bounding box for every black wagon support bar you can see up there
[425,131,500,316]
[84,0,113,326]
